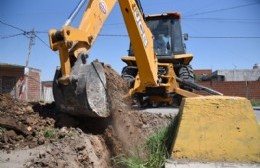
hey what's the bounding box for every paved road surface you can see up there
[165,160,259,168]
[254,107,260,122]
[142,107,179,116]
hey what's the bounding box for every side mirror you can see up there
[183,33,189,41]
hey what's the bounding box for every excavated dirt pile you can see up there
[0,65,175,168]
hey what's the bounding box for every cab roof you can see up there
[145,12,181,20]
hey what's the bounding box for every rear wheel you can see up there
[178,65,194,91]
[173,65,194,106]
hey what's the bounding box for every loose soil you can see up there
[0,65,175,168]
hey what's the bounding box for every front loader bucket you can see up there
[53,57,109,117]
[171,96,260,163]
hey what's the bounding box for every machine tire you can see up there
[172,65,194,106]
[178,65,194,91]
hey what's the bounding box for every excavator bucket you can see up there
[53,55,109,117]
[171,96,260,162]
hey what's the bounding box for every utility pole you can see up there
[19,29,35,100]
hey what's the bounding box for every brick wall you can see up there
[195,81,260,100]
[194,69,212,76]
[28,69,41,101]
[194,69,213,81]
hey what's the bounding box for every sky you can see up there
[1,0,260,81]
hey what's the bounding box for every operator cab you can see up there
[128,12,186,56]
[121,12,193,86]
[147,13,186,56]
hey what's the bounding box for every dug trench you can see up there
[0,65,176,168]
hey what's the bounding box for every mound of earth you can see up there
[0,64,176,168]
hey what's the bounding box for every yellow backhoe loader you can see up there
[49,0,259,163]
[49,0,221,117]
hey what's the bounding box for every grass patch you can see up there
[115,123,175,168]
[251,99,260,106]
[0,126,6,132]
[43,128,57,140]
[0,127,7,137]
[0,126,6,136]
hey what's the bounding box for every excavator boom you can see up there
[49,0,116,117]
[49,0,117,84]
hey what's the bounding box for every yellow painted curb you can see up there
[171,96,260,163]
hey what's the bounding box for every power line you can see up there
[0,20,27,33]
[183,17,260,23]
[183,1,219,18]
[189,36,260,39]
[99,34,128,37]
[35,31,48,34]
[0,19,36,39]
[99,34,260,39]
[0,19,56,58]
[0,33,24,39]
[1,19,259,41]
[0,19,52,51]
[183,18,260,21]
[100,17,260,27]
[35,34,58,55]
[185,2,260,17]
[35,34,50,48]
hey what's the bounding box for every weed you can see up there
[0,126,6,132]
[114,123,175,168]
[43,128,57,139]
[251,99,260,106]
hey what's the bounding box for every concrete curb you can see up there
[165,160,260,168]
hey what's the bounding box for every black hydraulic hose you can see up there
[64,0,88,26]
[176,77,223,95]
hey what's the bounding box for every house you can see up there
[200,64,260,82]
[42,81,54,102]
[0,63,41,101]
[201,69,260,82]
[193,64,260,100]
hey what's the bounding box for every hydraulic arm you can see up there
[49,0,117,84]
